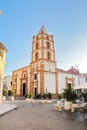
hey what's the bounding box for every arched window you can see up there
[35,52,38,60]
[36,36,39,40]
[36,42,39,49]
[47,42,50,49]
[47,52,51,60]
[34,73,37,80]
[46,36,49,40]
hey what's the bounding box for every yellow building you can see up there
[12,26,58,97]
[0,42,7,103]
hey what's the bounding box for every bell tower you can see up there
[31,25,56,64]
[30,26,58,95]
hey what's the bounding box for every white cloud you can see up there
[78,62,87,73]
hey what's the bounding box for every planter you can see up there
[26,98,34,102]
[64,101,72,110]
[41,100,47,103]
[2,96,6,101]
[47,100,52,104]
[26,98,29,101]
[11,96,14,101]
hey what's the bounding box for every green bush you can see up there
[10,90,15,96]
[57,93,63,100]
[3,89,7,96]
[47,93,52,100]
[42,93,47,99]
[27,93,34,98]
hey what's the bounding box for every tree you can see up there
[63,87,77,102]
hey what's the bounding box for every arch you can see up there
[36,36,39,40]
[46,36,49,40]
[21,69,28,79]
[47,51,51,60]
[47,42,50,49]
[36,42,39,49]
[35,52,39,60]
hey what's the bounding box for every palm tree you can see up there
[63,87,77,110]
[63,87,77,102]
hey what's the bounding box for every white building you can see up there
[58,67,86,93]
[3,75,12,95]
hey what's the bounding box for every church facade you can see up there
[12,26,58,96]
[12,26,86,97]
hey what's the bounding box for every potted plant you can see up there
[63,87,77,110]
[26,93,34,102]
[42,93,47,99]
[2,89,7,101]
[47,93,52,100]
[57,93,62,100]
[10,90,15,101]
[47,93,52,103]
[41,93,47,103]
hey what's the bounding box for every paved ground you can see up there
[0,102,18,116]
[0,100,87,130]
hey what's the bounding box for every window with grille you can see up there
[24,74,26,78]
[46,36,49,40]
[35,52,38,60]
[34,73,37,80]
[47,52,51,60]
[47,42,50,49]
[36,42,39,49]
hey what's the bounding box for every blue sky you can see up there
[0,0,87,76]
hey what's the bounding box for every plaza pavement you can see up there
[0,100,87,130]
[0,101,18,116]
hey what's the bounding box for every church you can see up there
[12,26,86,97]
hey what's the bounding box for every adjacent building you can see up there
[58,67,86,93]
[3,75,12,96]
[0,42,7,103]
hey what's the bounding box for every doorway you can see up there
[23,83,26,96]
[34,87,37,96]
[68,83,71,88]
[8,90,11,96]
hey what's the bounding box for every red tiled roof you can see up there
[58,67,79,75]
[67,66,79,75]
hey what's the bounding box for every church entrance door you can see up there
[23,83,26,96]
[34,87,37,96]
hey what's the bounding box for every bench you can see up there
[54,102,63,111]
[71,103,86,112]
